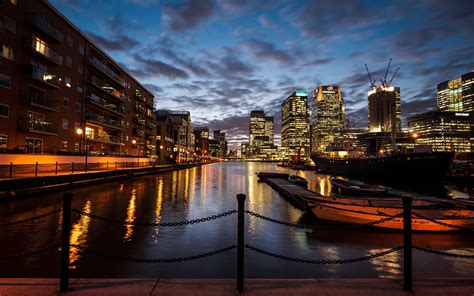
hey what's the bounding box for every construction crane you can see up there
[381,58,392,87]
[365,64,376,88]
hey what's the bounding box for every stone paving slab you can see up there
[0,278,473,296]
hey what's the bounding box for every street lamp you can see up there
[76,128,88,172]
[132,139,139,167]
[159,145,164,164]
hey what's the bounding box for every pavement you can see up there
[0,278,473,295]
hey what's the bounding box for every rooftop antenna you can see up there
[381,58,392,87]
[365,64,376,88]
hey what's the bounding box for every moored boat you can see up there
[330,177,388,196]
[311,202,474,232]
[303,194,436,208]
[288,175,308,187]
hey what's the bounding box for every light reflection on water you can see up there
[0,162,472,278]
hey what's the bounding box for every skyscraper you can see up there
[311,85,344,152]
[437,71,473,112]
[265,116,274,145]
[367,86,401,133]
[249,110,274,156]
[281,90,310,156]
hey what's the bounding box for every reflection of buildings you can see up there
[368,86,401,133]
[0,0,155,156]
[123,189,137,241]
[437,72,473,112]
[281,90,310,157]
[69,200,91,269]
[311,85,344,152]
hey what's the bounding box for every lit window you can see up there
[0,135,7,148]
[61,141,68,151]
[63,98,70,108]
[0,74,11,88]
[66,56,72,67]
[0,104,9,117]
[10,0,17,5]
[62,119,69,129]
[1,45,14,61]
[65,77,71,87]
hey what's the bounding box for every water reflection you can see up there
[154,178,164,242]
[69,200,91,269]
[369,248,402,278]
[123,189,137,242]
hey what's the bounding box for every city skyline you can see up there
[49,0,473,148]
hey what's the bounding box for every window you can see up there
[66,56,72,67]
[62,119,69,129]
[79,44,85,55]
[0,135,7,148]
[0,74,11,88]
[63,98,70,108]
[0,104,9,117]
[67,35,73,47]
[75,102,81,112]
[3,17,16,33]
[78,64,83,74]
[77,85,83,93]
[61,141,68,151]
[1,45,14,61]
[65,77,71,88]
[10,0,17,5]
[74,142,80,152]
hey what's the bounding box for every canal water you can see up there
[0,162,472,278]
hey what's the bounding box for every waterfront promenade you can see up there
[1,278,473,295]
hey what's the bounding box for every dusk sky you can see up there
[51,0,473,148]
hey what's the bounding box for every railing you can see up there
[27,92,59,111]
[146,121,156,130]
[33,13,64,43]
[86,112,125,130]
[29,65,62,88]
[31,38,62,66]
[87,132,124,144]
[89,57,125,87]
[135,103,146,114]
[18,119,58,135]
[134,128,145,137]
[87,94,125,116]
[0,193,471,293]
[88,75,125,101]
[134,115,146,125]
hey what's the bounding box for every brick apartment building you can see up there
[0,0,156,157]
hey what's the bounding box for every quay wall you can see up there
[0,154,150,165]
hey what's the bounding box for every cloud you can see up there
[162,0,216,31]
[131,55,189,79]
[300,58,335,68]
[86,32,139,52]
[258,14,274,28]
[241,39,293,66]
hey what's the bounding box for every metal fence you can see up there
[0,193,472,293]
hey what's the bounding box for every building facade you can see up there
[213,130,227,158]
[155,110,174,164]
[437,72,473,112]
[281,90,310,156]
[408,111,472,152]
[0,0,155,156]
[367,86,401,133]
[311,85,344,152]
[169,111,192,163]
[249,110,274,157]
[193,127,209,160]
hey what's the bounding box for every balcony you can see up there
[89,57,125,87]
[87,94,125,116]
[88,75,126,102]
[33,13,64,43]
[86,112,125,130]
[88,133,124,145]
[28,65,62,89]
[135,103,146,114]
[26,92,59,112]
[19,119,58,135]
[146,121,156,130]
[31,38,62,66]
[134,128,145,137]
[134,115,146,125]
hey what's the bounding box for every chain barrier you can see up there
[0,243,59,260]
[70,244,236,263]
[71,209,237,226]
[412,213,473,232]
[413,246,474,259]
[245,210,403,229]
[0,209,61,228]
[245,244,403,264]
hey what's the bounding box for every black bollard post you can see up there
[236,193,246,293]
[402,196,413,292]
[9,162,13,179]
[55,162,58,175]
[35,162,38,177]
[71,162,74,174]
[60,192,73,292]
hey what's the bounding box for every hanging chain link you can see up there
[245,244,403,264]
[71,209,237,227]
[413,246,474,259]
[0,243,59,260]
[0,209,61,228]
[411,213,473,232]
[70,244,236,263]
[245,210,403,229]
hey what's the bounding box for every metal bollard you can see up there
[35,162,38,177]
[71,162,74,174]
[60,192,73,292]
[55,162,58,175]
[236,193,246,293]
[402,196,413,292]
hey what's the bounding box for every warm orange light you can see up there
[412,133,419,138]
[132,139,137,145]
[76,128,83,135]
[159,145,164,149]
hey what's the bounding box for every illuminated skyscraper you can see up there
[249,110,273,156]
[368,86,401,133]
[281,90,310,156]
[265,116,274,144]
[311,85,344,152]
[437,72,473,112]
